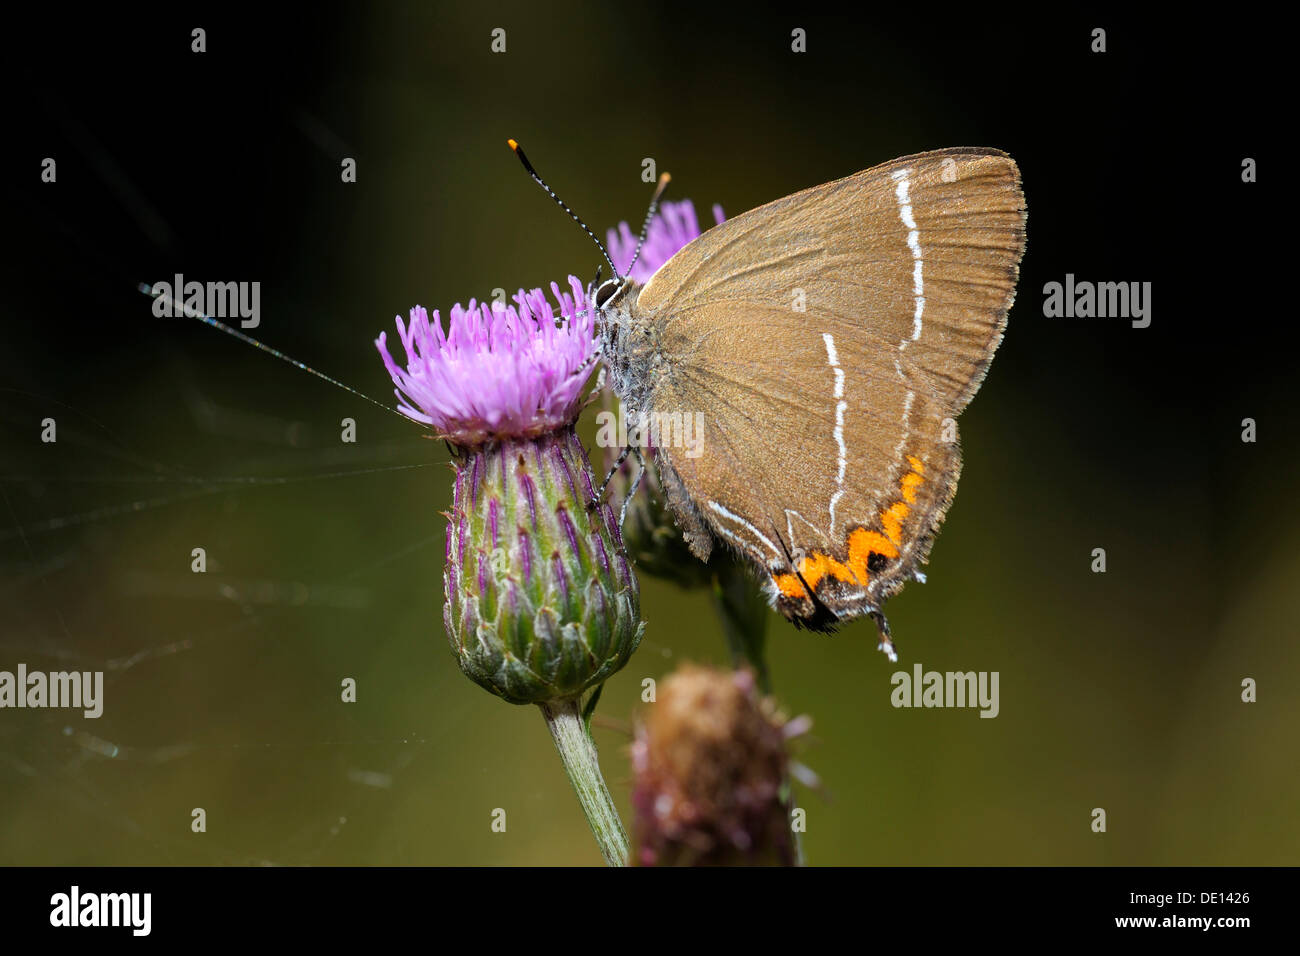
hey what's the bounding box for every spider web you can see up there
[0,307,686,865]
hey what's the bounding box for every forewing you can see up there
[641,148,1026,413]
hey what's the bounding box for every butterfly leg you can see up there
[577,363,607,411]
[870,610,898,663]
[591,445,632,511]
[618,447,646,531]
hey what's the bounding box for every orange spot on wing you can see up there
[773,454,931,604]
[802,551,858,587]
[900,470,924,504]
[774,549,862,601]
[850,528,898,562]
[847,528,897,584]
[881,501,909,544]
[775,572,807,599]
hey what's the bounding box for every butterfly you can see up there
[515,143,1026,657]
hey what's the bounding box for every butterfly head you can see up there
[589,271,640,346]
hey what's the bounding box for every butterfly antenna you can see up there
[624,172,671,278]
[508,139,617,275]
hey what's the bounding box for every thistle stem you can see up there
[539,697,630,866]
[711,560,771,694]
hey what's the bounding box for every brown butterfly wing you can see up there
[637,148,1026,624]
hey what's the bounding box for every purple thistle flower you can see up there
[375,277,596,446]
[606,199,727,283]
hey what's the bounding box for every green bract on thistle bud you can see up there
[375,279,642,705]
[445,428,642,704]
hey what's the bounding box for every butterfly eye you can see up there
[594,278,623,308]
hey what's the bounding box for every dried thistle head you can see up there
[631,664,798,866]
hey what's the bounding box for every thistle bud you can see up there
[631,665,798,866]
[444,428,642,704]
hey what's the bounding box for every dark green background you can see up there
[2,6,1292,865]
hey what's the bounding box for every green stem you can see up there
[710,558,771,694]
[539,697,629,867]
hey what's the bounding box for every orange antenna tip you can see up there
[650,172,672,204]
